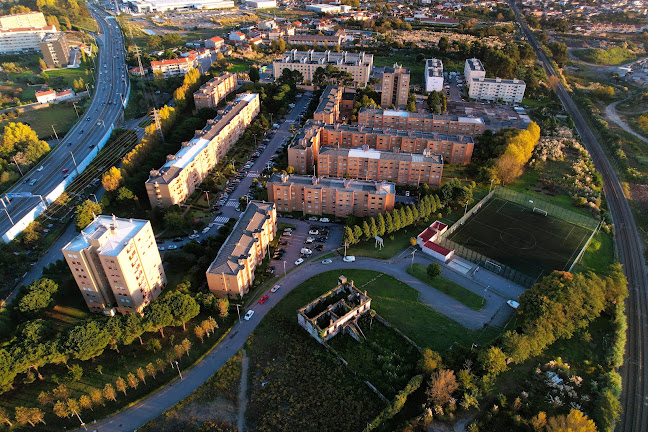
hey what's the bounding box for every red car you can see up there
[258,295,269,304]
[62,169,69,174]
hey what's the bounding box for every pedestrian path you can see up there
[225,200,239,207]
[212,216,229,224]
[246,172,259,178]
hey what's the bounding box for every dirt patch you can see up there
[160,397,237,431]
[629,183,648,213]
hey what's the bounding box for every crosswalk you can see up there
[225,200,239,207]
[246,172,259,178]
[212,216,229,224]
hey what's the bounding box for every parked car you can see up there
[309,229,319,235]
[300,248,312,255]
[259,295,269,304]
[173,237,183,242]
[305,237,314,244]
[319,217,330,223]
[507,300,519,309]
[158,246,165,251]
[167,245,178,250]
[271,284,281,293]
[321,258,333,264]
[343,255,356,263]
[244,310,255,320]
[295,258,304,265]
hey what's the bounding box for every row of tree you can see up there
[171,68,203,112]
[342,194,443,245]
[426,91,448,114]
[0,287,203,394]
[0,122,50,187]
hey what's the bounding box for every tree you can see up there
[126,372,139,390]
[353,225,363,242]
[62,321,110,361]
[37,391,53,406]
[427,263,441,278]
[216,298,229,319]
[495,152,524,185]
[90,388,104,406]
[361,220,371,240]
[145,301,173,337]
[530,412,548,431]
[409,237,417,246]
[102,166,123,192]
[103,383,117,401]
[39,58,47,70]
[75,199,101,230]
[137,367,146,385]
[53,400,68,418]
[194,325,205,342]
[406,94,417,112]
[52,384,69,401]
[418,348,443,374]
[249,66,260,83]
[0,122,49,164]
[478,347,508,377]
[426,369,459,407]
[146,362,157,380]
[79,394,93,411]
[376,213,386,236]
[163,211,185,231]
[593,85,615,100]
[115,377,127,395]
[182,338,192,356]
[17,278,58,317]
[342,226,355,246]
[546,409,597,432]
[438,36,449,52]
[67,364,83,381]
[163,291,200,331]
[66,398,79,416]
[147,34,162,50]
[384,212,394,234]
[15,406,40,426]
[0,407,11,426]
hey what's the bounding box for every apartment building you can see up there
[381,63,410,108]
[358,108,485,135]
[425,58,444,92]
[193,72,237,110]
[0,11,47,30]
[61,216,166,315]
[268,173,395,217]
[288,121,324,174]
[206,201,276,299]
[464,58,486,83]
[273,50,373,85]
[318,146,443,186]
[286,32,343,47]
[39,33,69,68]
[151,54,197,78]
[313,85,343,124]
[468,77,526,103]
[146,93,260,208]
[0,25,57,54]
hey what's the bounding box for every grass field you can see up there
[343,224,424,259]
[447,197,592,280]
[0,103,79,139]
[406,264,484,310]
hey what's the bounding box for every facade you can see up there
[468,77,526,103]
[273,50,373,86]
[286,33,343,47]
[146,93,260,208]
[127,0,234,13]
[425,58,444,92]
[267,173,395,217]
[318,146,444,186]
[313,85,343,124]
[381,63,410,108]
[205,36,224,49]
[39,33,70,68]
[464,58,486,83]
[206,201,276,299]
[246,0,277,8]
[358,108,485,135]
[35,90,56,104]
[0,26,57,54]
[297,275,372,343]
[193,72,237,110]
[0,12,47,30]
[61,216,166,315]
[150,55,197,77]
[305,3,349,13]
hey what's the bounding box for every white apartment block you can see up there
[146,93,260,208]
[273,50,373,86]
[0,12,47,30]
[0,26,57,54]
[425,58,444,92]
[464,58,486,84]
[62,216,167,315]
[151,55,197,78]
[468,77,526,103]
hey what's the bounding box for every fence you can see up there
[444,188,495,237]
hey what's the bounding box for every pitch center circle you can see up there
[499,228,537,250]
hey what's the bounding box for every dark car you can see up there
[173,237,183,242]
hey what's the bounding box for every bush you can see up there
[365,375,424,431]
[427,263,441,278]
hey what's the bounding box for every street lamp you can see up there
[72,102,80,118]
[89,194,99,204]
[11,156,23,176]
[489,178,495,194]
[411,249,416,267]
[174,360,183,380]
[1,208,14,226]
[283,260,286,276]
[72,410,87,431]
[70,151,79,175]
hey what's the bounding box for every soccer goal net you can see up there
[484,260,502,274]
[533,207,548,216]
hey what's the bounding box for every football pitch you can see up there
[447,198,593,280]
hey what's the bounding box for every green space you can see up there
[0,102,80,139]
[225,58,253,73]
[406,264,484,310]
[447,197,593,279]
[343,224,424,259]
[43,62,95,90]
[572,47,641,66]
[262,7,315,18]
[573,232,615,275]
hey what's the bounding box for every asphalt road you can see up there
[0,5,128,241]
[508,3,648,431]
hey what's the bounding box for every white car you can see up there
[167,245,177,250]
[301,248,312,255]
[189,234,199,239]
[202,227,210,234]
[343,255,356,263]
[295,258,304,265]
[36,166,44,172]
[158,246,165,251]
[271,284,281,293]
[283,232,292,237]
[507,300,520,309]
[319,218,330,223]
[305,237,314,244]
[283,228,293,233]
[322,258,333,264]
[244,310,255,320]
[309,230,319,235]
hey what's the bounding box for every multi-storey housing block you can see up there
[313,85,343,124]
[62,216,166,315]
[151,55,197,78]
[381,63,410,108]
[0,25,57,54]
[273,50,373,85]
[193,72,237,110]
[206,201,276,299]
[425,58,444,92]
[464,58,526,103]
[146,93,260,208]
[0,12,47,29]
[39,33,69,68]
[318,146,443,186]
[358,108,485,135]
[267,173,395,217]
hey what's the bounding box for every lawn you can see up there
[343,224,424,259]
[572,232,615,275]
[406,263,484,310]
[139,351,242,431]
[226,58,253,74]
[43,62,95,90]
[0,103,79,139]
[572,47,640,66]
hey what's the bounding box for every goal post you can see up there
[484,260,502,274]
[533,207,548,216]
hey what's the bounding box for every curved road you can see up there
[508,2,648,431]
[0,6,128,241]
[605,99,648,144]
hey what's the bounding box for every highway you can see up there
[0,5,128,242]
[507,2,648,431]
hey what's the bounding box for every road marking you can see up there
[213,216,229,224]
[246,172,259,178]
[225,200,239,207]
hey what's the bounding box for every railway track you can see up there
[507,2,648,430]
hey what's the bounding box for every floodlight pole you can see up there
[411,249,416,267]
[174,360,183,380]
[489,178,495,194]
[1,208,14,226]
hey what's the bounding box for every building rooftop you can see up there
[384,63,410,74]
[269,173,395,195]
[320,146,443,164]
[151,55,196,67]
[359,107,485,124]
[276,49,373,66]
[324,123,474,144]
[63,215,149,257]
[147,93,259,186]
[0,25,55,33]
[314,85,342,115]
[206,201,275,276]
[193,72,235,97]
[471,77,526,85]
[426,58,443,77]
[466,58,485,72]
